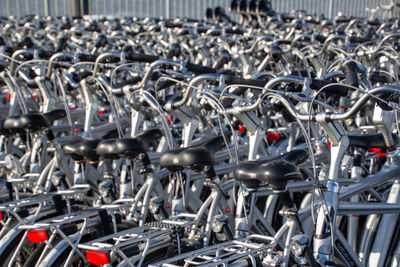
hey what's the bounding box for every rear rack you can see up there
[149,235,276,267]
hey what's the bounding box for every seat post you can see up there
[276,189,304,234]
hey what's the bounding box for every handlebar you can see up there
[225,75,400,122]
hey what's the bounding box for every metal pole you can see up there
[16,0,20,17]
[328,0,334,18]
[82,0,89,15]
[44,0,49,16]
[26,0,30,15]
[70,0,82,16]
[166,0,170,18]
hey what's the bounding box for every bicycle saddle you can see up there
[115,129,163,160]
[3,116,24,134]
[0,119,10,135]
[63,139,101,162]
[96,139,119,160]
[160,136,225,173]
[348,133,399,149]
[234,149,308,190]
[3,109,66,133]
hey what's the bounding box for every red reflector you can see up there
[328,142,331,149]
[368,148,381,153]
[98,110,107,115]
[0,211,2,221]
[378,152,387,157]
[27,229,48,243]
[167,116,172,124]
[74,129,79,133]
[339,105,345,109]
[238,125,245,133]
[70,106,78,110]
[227,177,234,181]
[86,250,110,266]
[266,132,280,141]
[6,94,11,101]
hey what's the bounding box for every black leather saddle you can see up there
[234,149,308,190]
[115,129,162,160]
[348,133,399,149]
[96,139,119,160]
[3,109,66,134]
[63,129,120,162]
[63,139,101,162]
[160,136,225,173]
[96,129,163,165]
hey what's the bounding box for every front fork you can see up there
[313,135,348,265]
[313,180,340,265]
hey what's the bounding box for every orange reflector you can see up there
[368,148,381,153]
[167,116,172,124]
[86,250,110,266]
[266,132,280,141]
[27,229,48,243]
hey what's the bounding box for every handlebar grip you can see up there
[164,21,183,28]
[225,28,245,34]
[112,76,142,89]
[18,37,34,49]
[370,73,390,84]
[186,62,217,74]
[71,71,92,83]
[315,35,327,43]
[224,75,268,87]
[102,54,121,63]
[221,86,246,108]
[275,39,292,46]
[281,14,294,22]
[95,34,107,48]
[55,37,68,52]
[335,17,352,24]
[4,46,15,55]
[0,36,6,46]
[270,45,282,62]
[125,52,159,63]
[310,79,349,97]
[376,92,400,111]
[166,43,181,58]
[0,62,6,72]
[344,61,359,88]
[155,79,179,91]
[78,53,98,62]
[367,20,381,26]
[349,36,370,43]
[38,48,54,59]
[214,50,230,70]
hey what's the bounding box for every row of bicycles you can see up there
[0,3,399,266]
